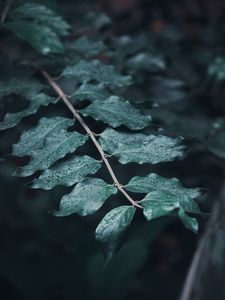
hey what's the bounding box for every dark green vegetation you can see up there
[0,0,225,299]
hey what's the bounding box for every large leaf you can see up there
[32,155,102,190]
[10,3,70,36]
[6,21,64,54]
[67,36,106,58]
[54,178,117,216]
[12,117,74,157]
[140,190,200,233]
[130,174,201,225]
[95,206,136,262]
[126,173,201,205]
[71,83,111,103]
[81,96,151,130]
[0,94,58,131]
[0,78,43,98]
[99,128,185,164]
[62,60,133,88]
[14,130,87,177]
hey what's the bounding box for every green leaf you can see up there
[99,128,185,164]
[12,117,74,157]
[178,208,198,233]
[81,96,151,130]
[32,155,102,190]
[6,21,64,54]
[71,83,111,103]
[95,206,136,262]
[67,36,106,58]
[130,174,201,223]
[54,178,117,216]
[0,78,43,98]
[14,130,87,177]
[126,173,201,202]
[140,190,179,220]
[62,60,133,88]
[0,94,58,131]
[140,188,200,233]
[10,3,70,36]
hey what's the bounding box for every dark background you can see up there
[1,0,225,299]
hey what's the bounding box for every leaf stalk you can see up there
[40,68,142,209]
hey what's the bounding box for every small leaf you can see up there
[14,130,87,177]
[81,96,151,130]
[95,206,136,262]
[71,83,111,103]
[0,78,43,98]
[54,178,117,216]
[141,190,179,221]
[12,117,74,157]
[99,128,185,164]
[32,155,102,190]
[178,208,198,233]
[208,57,225,82]
[0,94,58,131]
[67,36,106,58]
[62,60,133,88]
[6,21,64,54]
[127,52,165,72]
[75,11,111,33]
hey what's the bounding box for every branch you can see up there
[40,68,142,209]
[1,0,13,23]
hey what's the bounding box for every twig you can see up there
[40,68,142,209]
[1,0,13,23]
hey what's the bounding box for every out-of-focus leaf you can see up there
[6,21,64,54]
[127,53,165,73]
[10,3,70,36]
[208,57,225,82]
[0,78,43,98]
[67,36,106,58]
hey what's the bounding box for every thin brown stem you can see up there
[40,68,142,209]
[1,0,13,23]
